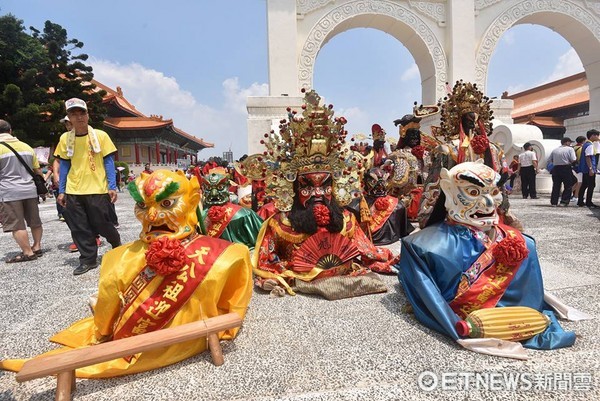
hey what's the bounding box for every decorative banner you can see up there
[34,147,50,164]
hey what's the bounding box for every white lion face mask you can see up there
[439,160,502,229]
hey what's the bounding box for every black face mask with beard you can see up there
[288,196,345,235]
[404,129,421,148]
[373,139,385,151]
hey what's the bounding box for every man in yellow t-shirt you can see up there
[54,98,121,275]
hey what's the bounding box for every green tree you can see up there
[0,14,50,144]
[0,14,105,146]
[31,20,106,132]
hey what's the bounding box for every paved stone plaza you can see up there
[1,190,599,400]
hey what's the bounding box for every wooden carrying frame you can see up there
[15,313,242,401]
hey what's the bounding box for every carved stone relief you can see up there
[474,0,503,11]
[408,1,446,25]
[475,0,600,91]
[297,0,337,15]
[298,0,447,98]
[584,0,600,17]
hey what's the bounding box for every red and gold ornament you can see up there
[145,236,187,276]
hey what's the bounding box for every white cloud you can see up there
[89,57,268,160]
[539,48,584,85]
[336,106,372,137]
[222,77,268,114]
[401,63,419,82]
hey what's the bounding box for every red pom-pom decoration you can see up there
[313,204,331,227]
[145,237,187,276]
[411,145,426,160]
[471,134,490,154]
[374,197,389,211]
[492,236,529,268]
[207,205,227,222]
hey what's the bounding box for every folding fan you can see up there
[291,231,360,272]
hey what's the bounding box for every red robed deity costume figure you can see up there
[248,89,399,299]
[1,170,253,378]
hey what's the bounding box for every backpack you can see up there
[573,144,583,172]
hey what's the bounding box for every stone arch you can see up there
[298,0,448,104]
[476,0,600,116]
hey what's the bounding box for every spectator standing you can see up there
[55,98,121,275]
[547,137,577,206]
[507,155,519,191]
[572,136,586,201]
[143,163,153,174]
[0,120,44,262]
[576,129,600,208]
[518,142,538,199]
[52,116,73,221]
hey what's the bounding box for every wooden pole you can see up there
[207,333,224,366]
[16,313,241,382]
[55,371,74,401]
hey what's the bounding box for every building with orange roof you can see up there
[502,72,589,139]
[92,80,213,167]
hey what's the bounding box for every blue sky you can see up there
[1,1,584,160]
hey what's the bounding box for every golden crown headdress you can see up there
[439,80,493,141]
[237,89,365,212]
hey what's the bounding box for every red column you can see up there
[148,146,152,163]
[134,143,140,164]
[174,149,178,161]
[166,146,171,164]
[155,142,161,164]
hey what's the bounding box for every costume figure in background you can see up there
[387,109,440,220]
[387,115,421,198]
[1,170,253,378]
[251,90,398,299]
[198,167,263,249]
[398,161,578,358]
[418,81,510,229]
[347,167,414,245]
[371,124,388,167]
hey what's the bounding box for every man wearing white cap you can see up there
[54,98,121,275]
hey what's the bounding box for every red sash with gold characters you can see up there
[449,224,527,319]
[113,236,230,340]
[205,203,241,238]
[368,196,398,233]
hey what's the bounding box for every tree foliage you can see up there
[0,14,105,147]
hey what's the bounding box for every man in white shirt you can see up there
[518,142,538,199]
[547,137,576,206]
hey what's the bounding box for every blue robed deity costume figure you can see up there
[398,161,583,358]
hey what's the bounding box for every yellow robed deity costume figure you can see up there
[1,170,253,378]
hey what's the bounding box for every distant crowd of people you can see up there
[513,129,600,208]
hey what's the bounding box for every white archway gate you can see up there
[247,0,600,154]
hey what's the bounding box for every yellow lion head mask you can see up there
[128,170,201,243]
